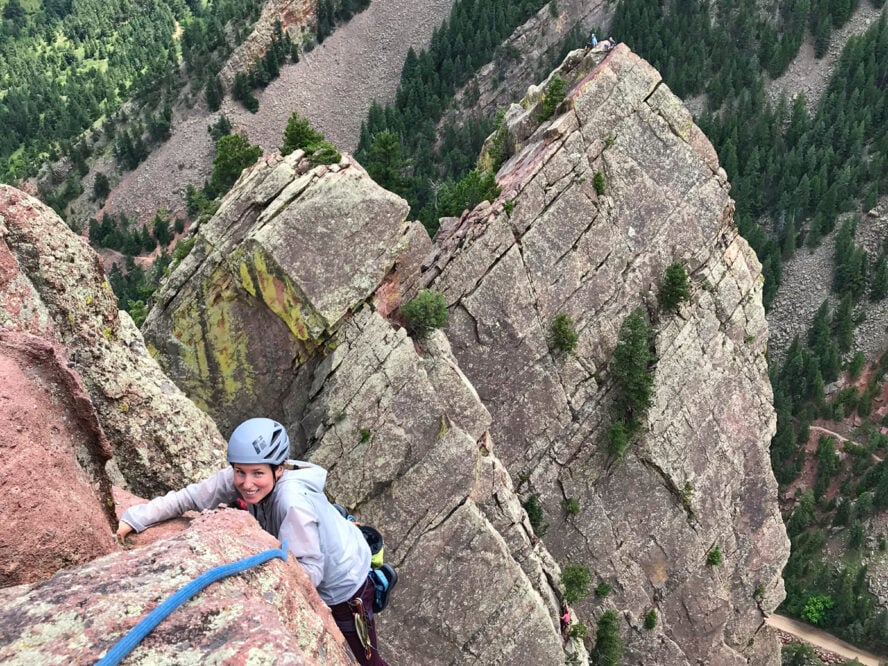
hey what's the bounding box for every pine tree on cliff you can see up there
[281,112,324,156]
[610,308,654,433]
[591,610,623,666]
[209,133,261,196]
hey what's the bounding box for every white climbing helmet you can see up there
[227,418,290,466]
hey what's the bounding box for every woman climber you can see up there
[116,417,389,666]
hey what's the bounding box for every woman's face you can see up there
[233,463,281,504]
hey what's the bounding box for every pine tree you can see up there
[592,610,623,666]
[658,262,691,312]
[610,308,654,433]
[281,112,324,155]
[210,133,262,196]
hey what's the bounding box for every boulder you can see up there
[0,185,226,497]
[0,331,117,586]
[0,509,355,665]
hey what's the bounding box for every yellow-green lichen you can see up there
[241,246,323,342]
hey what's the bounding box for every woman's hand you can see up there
[115,521,134,545]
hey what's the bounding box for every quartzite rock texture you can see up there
[422,45,790,664]
[0,510,356,666]
[0,185,225,498]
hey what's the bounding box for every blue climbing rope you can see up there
[95,541,288,666]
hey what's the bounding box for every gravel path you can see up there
[767,614,886,666]
[104,0,455,221]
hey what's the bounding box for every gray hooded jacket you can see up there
[120,461,371,605]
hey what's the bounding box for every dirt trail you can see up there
[767,614,886,666]
[103,0,456,221]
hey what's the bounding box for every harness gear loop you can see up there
[350,596,372,660]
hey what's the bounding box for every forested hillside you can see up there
[354,0,586,233]
[0,0,267,186]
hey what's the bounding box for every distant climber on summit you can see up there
[116,417,391,666]
[589,33,598,47]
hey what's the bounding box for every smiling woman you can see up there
[115,418,390,666]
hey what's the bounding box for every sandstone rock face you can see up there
[0,332,117,586]
[422,45,790,664]
[143,157,584,663]
[0,510,356,665]
[298,308,578,665]
[0,185,225,497]
[142,153,413,436]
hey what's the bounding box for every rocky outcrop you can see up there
[0,185,225,497]
[0,509,356,665]
[0,332,117,587]
[217,0,315,90]
[143,153,582,664]
[448,0,608,127]
[422,45,789,663]
[141,153,413,436]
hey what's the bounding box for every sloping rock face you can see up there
[0,332,117,586]
[422,45,789,664]
[144,156,585,664]
[0,185,226,498]
[142,154,413,436]
[0,510,356,665]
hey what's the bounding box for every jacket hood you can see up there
[283,460,327,493]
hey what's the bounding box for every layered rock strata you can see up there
[422,44,789,663]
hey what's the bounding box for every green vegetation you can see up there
[522,493,547,537]
[562,497,580,515]
[537,76,567,122]
[706,545,722,566]
[593,171,605,196]
[644,608,658,630]
[549,313,578,354]
[355,0,554,233]
[658,262,691,312]
[594,581,612,597]
[591,610,623,666]
[230,21,293,113]
[801,594,834,626]
[208,133,262,197]
[607,308,654,456]
[401,289,449,336]
[0,0,269,183]
[561,563,591,604]
[568,622,587,640]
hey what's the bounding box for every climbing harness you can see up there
[95,541,289,666]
